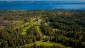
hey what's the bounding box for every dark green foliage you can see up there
[0,10,85,48]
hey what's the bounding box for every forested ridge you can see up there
[0,10,85,48]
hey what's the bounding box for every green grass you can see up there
[35,26,43,36]
[21,26,30,35]
[24,41,54,46]
[14,22,29,29]
[44,23,49,26]
[23,41,71,48]
[35,25,49,38]
[21,18,37,35]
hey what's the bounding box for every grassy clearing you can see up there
[35,25,49,38]
[21,26,30,35]
[44,23,49,26]
[14,22,29,29]
[23,41,71,48]
[24,41,54,47]
[35,26,42,36]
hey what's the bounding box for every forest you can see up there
[0,10,85,48]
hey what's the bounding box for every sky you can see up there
[0,0,85,2]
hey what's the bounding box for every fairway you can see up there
[21,26,30,35]
[23,41,71,48]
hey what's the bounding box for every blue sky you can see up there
[0,0,85,2]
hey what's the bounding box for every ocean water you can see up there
[0,1,85,10]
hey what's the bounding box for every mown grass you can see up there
[14,22,29,29]
[23,41,71,48]
[35,26,42,36]
[21,26,30,35]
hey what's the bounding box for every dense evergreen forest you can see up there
[0,10,85,48]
